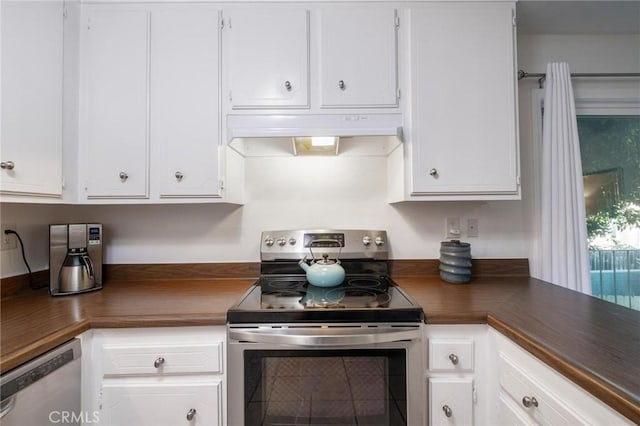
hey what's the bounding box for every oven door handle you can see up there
[229,326,421,346]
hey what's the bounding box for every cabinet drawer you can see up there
[499,353,584,425]
[498,391,537,426]
[429,378,473,426]
[101,376,222,426]
[429,339,474,372]
[103,341,223,375]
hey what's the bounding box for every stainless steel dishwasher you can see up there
[0,339,81,426]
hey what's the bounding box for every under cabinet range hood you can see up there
[226,113,403,157]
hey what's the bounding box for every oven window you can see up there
[244,349,407,426]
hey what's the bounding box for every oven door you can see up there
[228,324,425,426]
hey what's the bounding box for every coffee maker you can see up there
[49,224,103,296]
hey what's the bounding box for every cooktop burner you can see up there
[258,276,392,310]
[227,229,424,323]
[227,274,423,323]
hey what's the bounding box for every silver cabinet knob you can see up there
[289,238,297,245]
[186,408,196,421]
[264,236,274,247]
[448,353,459,365]
[362,236,371,246]
[119,171,128,181]
[284,81,292,91]
[522,396,539,408]
[338,80,346,90]
[175,171,184,181]
[277,238,286,246]
[374,236,384,246]
[429,168,438,177]
[153,357,165,368]
[442,405,452,418]
[0,161,15,170]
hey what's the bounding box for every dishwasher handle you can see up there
[0,396,16,419]
[229,326,421,346]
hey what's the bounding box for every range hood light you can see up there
[292,137,340,156]
[310,136,337,147]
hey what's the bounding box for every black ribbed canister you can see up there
[439,240,472,284]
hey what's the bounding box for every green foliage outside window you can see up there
[578,116,640,248]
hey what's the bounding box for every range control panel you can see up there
[260,229,388,261]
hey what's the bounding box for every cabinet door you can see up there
[429,378,473,426]
[82,8,149,198]
[101,377,222,426]
[410,3,519,196]
[318,7,398,108]
[225,8,309,109]
[151,8,221,198]
[1,1,63,196]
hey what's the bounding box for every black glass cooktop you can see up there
[227,275,424,324]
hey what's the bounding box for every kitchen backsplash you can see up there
[0,156,530,278]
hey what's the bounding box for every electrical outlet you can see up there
[445,217,461,239]
[467,218,479,237]
[2,224,17,250]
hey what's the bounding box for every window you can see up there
[576,113,640,310]
[531,84,640,311]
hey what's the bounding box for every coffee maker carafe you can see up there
[50,224,103,296]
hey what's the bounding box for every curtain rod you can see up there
[518,69,640,88]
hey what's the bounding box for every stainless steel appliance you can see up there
[228,229,425,426]
[49,224,103,296]
[0,339,82,426]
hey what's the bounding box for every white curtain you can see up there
[539,62,591,293]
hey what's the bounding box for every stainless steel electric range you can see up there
[227,230,425,426]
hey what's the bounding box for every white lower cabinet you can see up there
[429,378,473,426]
[425,325,492,426]
[82,326,226,426]
[101,377,222,426]
[490,328,632,426]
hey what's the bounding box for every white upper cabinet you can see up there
[224,8,310,109]
[82,8,150,198]
[318,7,398,108]
[79,4,237,203]
[404,2,520,200]
[1,1,63,198]
[151,7,221,198]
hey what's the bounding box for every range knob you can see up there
[264,236,274,247]
[289,238,297,245]
[374,236,385,246]
[277,238,287,246]
[362,236,372,246]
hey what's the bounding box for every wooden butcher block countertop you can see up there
[1,267,639,422]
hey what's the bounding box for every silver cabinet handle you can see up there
[119,171,128,181]
[442,405,452,418]
[448,353,459,365]
[429,168,438,177]
[186,408,196,421]
[522,396,539,408]
[175,171,184,181]
[0,161,15,170]
[284,81,292,91]
[153,357,165,368]
[338,80,346,90]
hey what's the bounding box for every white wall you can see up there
[518,34,640,74]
